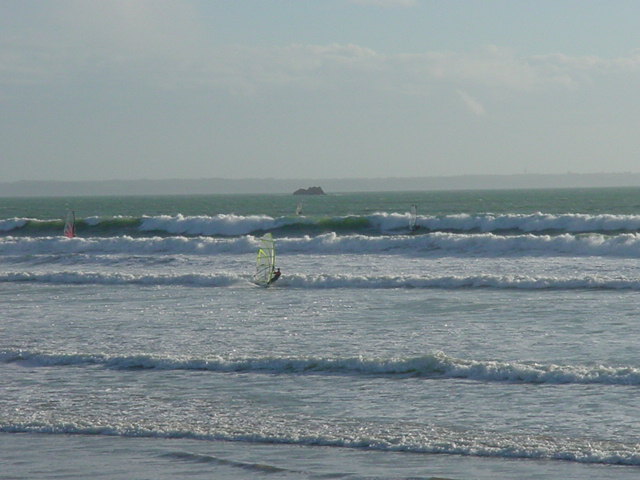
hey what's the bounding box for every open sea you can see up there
[2,187,640,480]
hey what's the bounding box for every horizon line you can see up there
[4,171,640,184]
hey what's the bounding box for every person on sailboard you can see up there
[268,268,281,285]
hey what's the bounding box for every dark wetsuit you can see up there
[268,269,281,285]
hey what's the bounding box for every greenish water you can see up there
[3,187,640,219]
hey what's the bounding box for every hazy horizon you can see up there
[3,172,640,197]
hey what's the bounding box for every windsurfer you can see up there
[268,268,281,285]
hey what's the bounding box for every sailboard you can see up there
[409,204,418,231]
[253,233,276,287]
[295,201,303,216]
[63,210,76,238]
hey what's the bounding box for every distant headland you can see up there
[293,186,326,195]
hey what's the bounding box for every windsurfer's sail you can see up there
[295,201,303,216]
[254,233,276,286]
[63,210,76,238]
[409,204,418,231]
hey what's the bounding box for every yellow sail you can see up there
[254,233,276,286]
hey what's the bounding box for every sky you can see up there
[2,0,640,182]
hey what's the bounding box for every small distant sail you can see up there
[295,201,303,216]
[63,210,76,238]
[253,233,276,287]
[409,204,418,231]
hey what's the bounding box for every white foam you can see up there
[0,218,30,232]
[0,271,244,287]
[4,232,640,258]
[4,416,640,467]
[0,235,256,256]
[3,349,640,386]
[6,212,640,236]
[346,212,640,234]
[3,418,640,467]
[419,212,640,233]
[139,214,297,236]
[1,269,640,291]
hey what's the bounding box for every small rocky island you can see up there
[293,186,326,195]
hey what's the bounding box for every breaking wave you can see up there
[5,212,640,237]
[4,231,640,258]
[3,349,640,386]
[1,270,640,290]
[3,419,640,467]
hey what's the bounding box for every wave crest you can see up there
[3,349,639,385]
[1,270,639,290]
[4,231,640,258]
[5,212,640,237]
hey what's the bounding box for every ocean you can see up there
[2,187,640,480]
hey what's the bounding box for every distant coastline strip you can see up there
[3,173,640,196]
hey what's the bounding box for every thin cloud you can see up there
[3,2,639,101]
[193,44,624,96]
[4,2,640,97]
[457,90,485,116]
[3,34,637,96]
